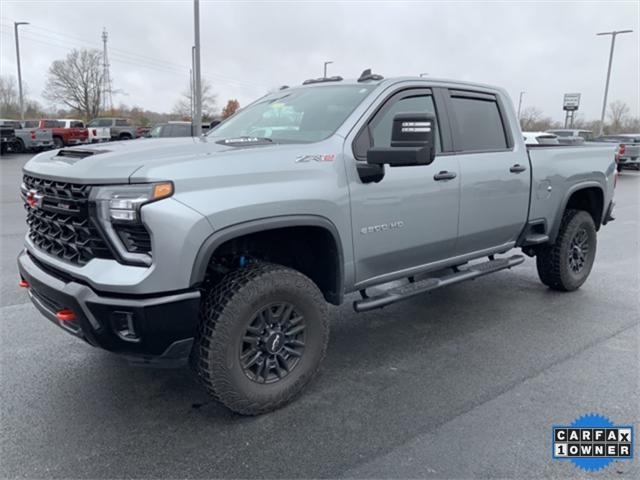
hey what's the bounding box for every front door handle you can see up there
[433,171,457,181]
[510,164,527,173]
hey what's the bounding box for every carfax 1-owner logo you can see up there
[552,414,634,472]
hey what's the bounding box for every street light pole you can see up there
[193,0,202,136]
[596,29,633,136]
[14,21,29,120]
[323,61,333,79]
[517,91,525,121]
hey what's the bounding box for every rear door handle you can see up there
[510,164,527,173]
[433,171,457,181]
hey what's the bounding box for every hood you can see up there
[22,137,245,184]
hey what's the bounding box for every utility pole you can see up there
[596,29,633,136]
[323,61,333,79]
[189,68,194,121]
[190,45,196,122]
[14,22,29,120]
[193,0,202,136]
[517,91,525,121]
[101,28,113,113]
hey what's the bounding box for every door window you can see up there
[449,95,508,151]
[370,95,440,151]
[354,90,442,158]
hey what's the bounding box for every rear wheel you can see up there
[14,139,25,153]
[53,137,64,149]
[536,209,597,291]
[119,133,132,141]
[192,262,329,415]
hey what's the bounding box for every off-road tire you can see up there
[536,209,597,291]
[14,139,25,153]
[192,262,329,415]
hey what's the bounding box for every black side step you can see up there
[353,255,525,312]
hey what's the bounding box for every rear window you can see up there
[70,121,84,128]
[1,121,21,128]
[23,121,39,128]
[450,95,508,151]
[43,120,62,128]
[115,119,129,126]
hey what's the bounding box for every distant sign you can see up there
[563,93,581,111]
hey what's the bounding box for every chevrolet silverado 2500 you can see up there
[18,72,616,415]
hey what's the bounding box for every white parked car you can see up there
[61,118,111,143]
[522,131,560,145]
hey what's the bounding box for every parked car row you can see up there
[522,129,639,171]
[144,120,221,138]
[1,117,226,155]
[0,117,140,155]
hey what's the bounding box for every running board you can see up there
[353,255,525,313]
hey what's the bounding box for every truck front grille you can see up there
[22,175,115,265]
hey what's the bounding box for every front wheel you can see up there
[536,209,597,291]
[192,262,329,415]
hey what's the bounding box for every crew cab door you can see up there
[346,88,460,287]
[445,89,530,255]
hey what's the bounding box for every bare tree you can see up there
[607,101,630,133]
[172,78,217,120]
[0,75,19,117]
[621,116,640,133]
[44,49,103,121]
[519,106,554,131]
[221,99,240,119]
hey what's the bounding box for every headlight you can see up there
[90,182,173,266]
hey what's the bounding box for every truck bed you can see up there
[526,144,616,238]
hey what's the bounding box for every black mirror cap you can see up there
[391,112,436,148]
[367,145,434,167]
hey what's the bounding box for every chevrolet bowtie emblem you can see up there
[26,189,43,209]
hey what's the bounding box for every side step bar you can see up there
[353,255,525,313]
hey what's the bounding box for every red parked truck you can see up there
[23,119,89,149]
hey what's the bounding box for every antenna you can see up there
[101,28,113,113]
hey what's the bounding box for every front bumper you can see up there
[18,249,201,365]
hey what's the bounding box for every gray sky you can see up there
[1,1,638,121]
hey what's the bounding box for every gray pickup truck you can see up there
[87,117,138,141]
[0,119,53,153]
[18,73,616,415]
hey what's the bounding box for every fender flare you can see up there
[189,215,345,304]
[549,181,604,243]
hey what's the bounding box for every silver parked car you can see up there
[547,129,594,145]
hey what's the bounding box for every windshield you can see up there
[208,84,376,143]
[149,125,162,138]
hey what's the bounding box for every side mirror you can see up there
[367,113,436,167]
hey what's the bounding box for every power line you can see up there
[0,18,265,90]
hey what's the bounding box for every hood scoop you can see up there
[56,148,109,159]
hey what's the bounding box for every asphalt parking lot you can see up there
[1,152,638,479]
